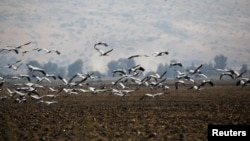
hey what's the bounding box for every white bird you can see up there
[37,100,58,105]
[121,89,135,94]
[37,48,61,55]
[22,82,44,90]
[128,64,145,74]
[30,95,44,100]
[176,70,186,76]
[27,64,47,76]
[94,47,113,56]
[14,90,28,97]
[48,87,58,92]
[0,47,19,54]
[14,97,27,104]
[32,75,52,83]
[170,62,183,68]
[176,72,191,80]
[88,87,97,93]
[140,93,164,100]
[0,96,8,101]
[236,77,250,87]
[149,78,166,87]
[57,75,68,85]
[149,70,167,81]
[19,74,31,81]
[88,87,108,94]
[0,41,32,54]
[9,41,32,49]
[24,82,38,87]
[16,86,39,95]
[226,69,247,78]
[175,80,186,90]
[2,60,22,71]
[76,88,91,93]
[118,82,128,89]
[188,85,203,91]
[10,63,23,71]
[187,64,203,75]
[152,51,169,57]
[21,50,30,56]
[236,70,247,78]
[219,72,234,80]
[70,72,94,84]
[9,76,21,80]
[51,49,61,55]
[197,73,208,79]
[199,79,214,87]
[111,89,125,96]
[45,73,57,80]
[217,68,246,80]
[59,88,78,95]
[58,73,92,86]
[43,94,58,99]
[215,68,230,72]
[128,54,149,59]
[112,69,127,77]
[115,75,142,85]
[6,88,15,97]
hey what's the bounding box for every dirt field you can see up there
[0,84,249,141]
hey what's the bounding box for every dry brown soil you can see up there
[0,85,249,141]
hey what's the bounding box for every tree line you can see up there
[0,54,248,79]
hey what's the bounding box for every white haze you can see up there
[0,0,249,73]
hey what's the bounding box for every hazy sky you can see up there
[0,0,250,73]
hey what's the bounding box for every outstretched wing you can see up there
[94,48,104,55]
[128,55,139,59]
[103,48,113,55]
[52,49,61,55]
[194,64,203,72]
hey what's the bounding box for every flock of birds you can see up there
[0,41,249,105]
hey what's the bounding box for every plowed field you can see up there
[0,85,249,141]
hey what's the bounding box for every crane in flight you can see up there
[27,64,47,76]
[152,51,169,57]
[170,62,183,68]
[2,60,23,71]
[36,48,61,55]
[128,54,149,59]
[0,41,32,54]
[94,47,113,56]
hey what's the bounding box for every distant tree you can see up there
[156,63,164,73]
[91,70,104,78]
[145,71,155,77]
[116,58,136,70]
[0,56,12,74]
[44,61,58,74]
[200,62,215,77]
[58,67,66,77]
[107,60,119,76]
[214,54,227,69]
[186,62,195,71]
[67,59,83,77]
[240,64,248,73]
